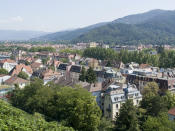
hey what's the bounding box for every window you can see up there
[116,104,118,109]
[137,100,139,104]
[116,112,119,116]
[114,97,118,101]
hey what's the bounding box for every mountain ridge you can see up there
[35,9,175,45]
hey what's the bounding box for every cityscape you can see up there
[1,0,175,130]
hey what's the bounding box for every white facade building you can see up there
[104,84,142,120]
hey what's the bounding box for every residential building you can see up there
[103,84,142,120]
[0,59,17,72]
[0,75,11,85]
[168,107,175,121]
[4,76,29,88]
[10,64,33,77]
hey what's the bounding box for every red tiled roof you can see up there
[139,64,151,69]
[4,76,29,85]
[0,59,16,64]
[31,62,42,68]
[168,107,175,116]
[11,64,33,76]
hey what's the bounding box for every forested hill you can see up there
[73,10,175,45]
[35,9,175,45]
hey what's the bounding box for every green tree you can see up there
[0,100,74,131]
[18,71,29,80]
[115,100,140,131]
[0,68,8,75]
[143,113,175,131]
[86,67,96,84]
[42,57,50,65]
[10,80,101,131]
[79,66,86,82]
[142,82,159,96]
[98,117,114,131]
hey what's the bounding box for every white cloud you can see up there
[0,16,24,24]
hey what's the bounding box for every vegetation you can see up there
[79,66,97,84]
[59,58,69,63]
[0,45,28,52]
[29,46,56,52]
[18,71,29,80]
[0,68,8,75]
[86,67,97,84]
[0,100,74,131]
[10,79,101,131]
[83,47,175,68]
[73,10,175,45]
[114,82,175,131]
[115,100,140,131]
[79,66,86,82]
[59,48,83,56]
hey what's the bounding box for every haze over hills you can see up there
[0,30,48,41]
[33,22,109,41]
[35,9,175,45]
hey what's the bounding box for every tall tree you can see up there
[115,100,140,131]
[79,66,86,82]
[86,67,96,84]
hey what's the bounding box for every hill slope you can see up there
[73,10,175,45]
[34,22,108,41]
[0,100,74,130]
[35,9,175,44]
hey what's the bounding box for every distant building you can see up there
[88,42,97,48]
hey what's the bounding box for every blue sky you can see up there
[0,0,174,32]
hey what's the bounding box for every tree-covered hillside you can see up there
[35,9,175,45]
[73,11,175,45]
[0,100,74,131]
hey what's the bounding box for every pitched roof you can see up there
[168,107,175,116]
[4,76,29,85]
[58,63,68,70]
[31,62,42,69]
[70,65,81,73]
[139,64,151,69]
[0,59,16,64]
[84,83,102,92]
[42,69,60,79]
[10,64,33,76]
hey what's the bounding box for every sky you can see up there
[0,0,175,32]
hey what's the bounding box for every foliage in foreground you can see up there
[10,79,101,131]
[0,100,74,131]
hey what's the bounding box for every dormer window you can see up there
[114,97,118,101]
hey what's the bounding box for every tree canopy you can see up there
[0,100,74,131]
[10,79,101,131]
[17,71,29,80]
[0,68,8,75]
